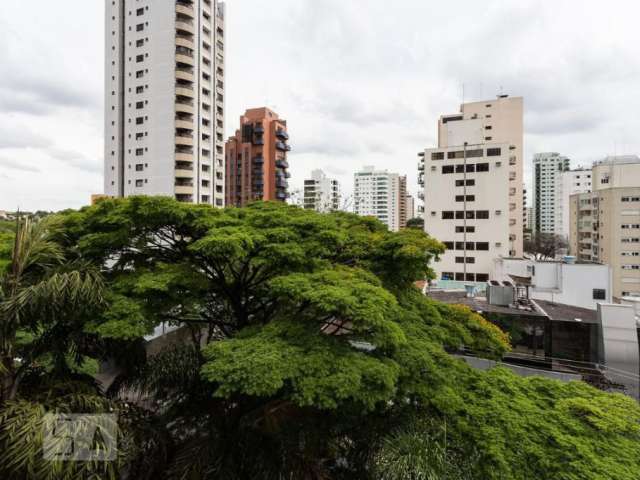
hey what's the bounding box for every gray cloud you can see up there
[0,157,40,173]
[48,148,102,174]
[0,126,50,149]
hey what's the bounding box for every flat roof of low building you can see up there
[426,290,598,323]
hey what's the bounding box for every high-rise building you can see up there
[556,168,592,239]
[532,153,570,233]
[405,194,415,223]
[570,156,640,300]
[398,176,410,229]
[354,166,401,231]
[225,108,291,207]
[303,169,340,212]
[105,0,226,206]
[420,95,524,283]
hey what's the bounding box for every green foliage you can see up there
[0,197,637,479]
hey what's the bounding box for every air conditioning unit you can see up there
[496,161,502,167]
[495,210,502,215]
[495,242,502,247]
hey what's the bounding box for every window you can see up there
[455,273,465,281]
[476,163,490,172]
[136,101,144,109]
[136,86,144,94]
[135,179,144,187]
[442,165,454,174]
[455,257,465,264]
[455,195,475,202]
[476,242,489,251]
[456,226,475,233]
[456,179,475,187]
[441,272,454,280]
[455,257,475,264]
[476,210,489,219]
[135,148,144,156]
[442,211,454,219]
[593,289,606,300]
[136,117,144,125]
[136,70,144,78]
[443,242,454,249]
[136,39,144,47]
[622,265,640,270]
[448,151,465,159]
[487,148,501,157]
[136,7,144,15]
[136,23,144,32]
[476,274,489,282]
[431,152,445,160]
[135,164,144,171]
[456,164,475,173]
[136,54,144,62]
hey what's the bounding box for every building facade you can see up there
[420,95,524,282]
[105,0,226,206]
[354,166,401,231]
[532,152,570,234]
[556,168,592,239]
[225,108,291,207]
[570,156,640,300]
[405,194,415,223]
[303,169,340,212]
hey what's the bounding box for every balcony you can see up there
[175,85,194,98]
[253,137,264,146]
[175,134,193,146]
[176,19,195,35]
[175,167,194,178]
[276,159,289,169]
[175,152,194,162]
[275,129,289,140]
[253,156,264,164]
[254,125,265,134]
[176,67,194,82]
[276,191,288,200]
[176,52,195,67]
[275,141,288,151]
[418,163,425,171]
[175,194,194,203]
[276,179,288,188]
[175,118,194,130]
[175,35,195,50]
[175,98,194,114]
[176,2,194,18]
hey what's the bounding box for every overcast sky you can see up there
[1,0,639,211]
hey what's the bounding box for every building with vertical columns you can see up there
[303,169,340,212]
[354,166,401,231]
[420,95,524,283]
[405,194,415,223]
[556,168,591,239]
[398,176,409,229]
[532,152,570,233]
[225,108,291,207]
[105,0,226,207]
[570,156,640,300]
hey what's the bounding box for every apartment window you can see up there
[136,86,144,94]
[455,273,465,281]
[466,149,483,158]
[476,274,489,282]
[135,164,144,171]
[487,148,501,157]
[485,137,493,141]
[622,252,640,257]
[135,179,144,187]
[455,257,475,264]
[455,195,475,202]
[136,101,144,109]
[136,23,144,32]
[136,39,144,47]
[443,242,454,249]
[442,211,454,219]
[456,179,475,187]
[442,165,454,174]
[476,242,489,251]
[136,70,144,78]
[135,133,144,140]
[476,163,490,172]
[135,148,144,156]
[431,152,445,160]
[593,289,606,300]
[485,126,492,130]
[476,210,490,219]
[136,117,144,125]
[136,54,144,63]
[456,226,475,233]
[441,272,454,281]
[136,7,144,16]
[622,265,640,270]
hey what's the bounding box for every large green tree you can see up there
[1,197,639,479]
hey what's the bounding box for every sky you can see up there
[0,0,639,211]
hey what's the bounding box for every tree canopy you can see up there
[0,197,638,480]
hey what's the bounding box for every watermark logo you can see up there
[43,414,118,461]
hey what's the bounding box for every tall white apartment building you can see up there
[303,169,341,212]
[354,166,401,231]
[104,0,226,206]
[420,95,524,283]
[532,153,570,233]
[556,168,592,239]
